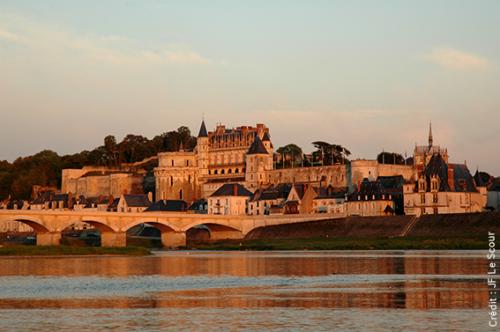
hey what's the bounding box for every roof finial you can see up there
[428,122,433,147]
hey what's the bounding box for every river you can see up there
[0,250,494,331]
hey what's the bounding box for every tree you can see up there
[276,144,303,168]
[377,152,405,165]
[104,135,119,167]
[311,141,351,165]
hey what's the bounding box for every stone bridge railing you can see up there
[0,210,336,248]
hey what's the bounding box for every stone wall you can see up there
[267,165,347,188]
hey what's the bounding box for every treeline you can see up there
[0,126,197,200]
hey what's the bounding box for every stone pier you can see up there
[161,232,186,248]
[101,232,127,247]
[36,232,62,246]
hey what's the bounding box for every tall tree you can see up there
[377,152,405,165]
[311,141,351,165]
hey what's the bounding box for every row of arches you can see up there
[0,217,244,248]
[209,168,245,175]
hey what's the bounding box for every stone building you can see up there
[155,121,274,203]
[207,183,253,215]
[62,167,145,198]
[403,153,487,216]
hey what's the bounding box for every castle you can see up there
[56,120,487,217]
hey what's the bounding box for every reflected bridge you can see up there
[0,210,334,248]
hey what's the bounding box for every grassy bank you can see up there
[0,245,151,256]
[187,236,486,251]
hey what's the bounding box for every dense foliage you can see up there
[376,152,406,165]
[0,127,197,200]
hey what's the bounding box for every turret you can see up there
[196,120,209,177]
[261,131,273,154]
[428,122,433,147]
[245,135,272,189]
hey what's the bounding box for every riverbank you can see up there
[0,245,151,256]
[187,236,485,250]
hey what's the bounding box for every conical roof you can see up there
[247,135,268,155]
[198,120,208,137]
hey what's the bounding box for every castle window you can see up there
[433,193,438,203]
[171,160,174,166]
[235,168,239,173]
[188,175,191,183]
[420,194,425,204]
[170,176,173,186]
[228,169,232,174]
[208,170,211,175]
[179,190,183,200]
[221,169,225,174]
[214,170,218,175]
[186,160,189,166]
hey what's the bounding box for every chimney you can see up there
[447,166,455,191]
[109,195,114,205]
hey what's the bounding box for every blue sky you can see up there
[1,1,499,174]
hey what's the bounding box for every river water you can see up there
[0,250,494,331]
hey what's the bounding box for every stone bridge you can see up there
[0,210,335,248]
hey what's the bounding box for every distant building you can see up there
[145,200,189,212]
[346,179,395,217]
[116,194,151,213]
[208,183,253,215]
[487,177,500,212]
[403,154,486,216]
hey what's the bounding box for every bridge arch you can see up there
[79,218,118,233]
[122,219,180,234]
[183,221,244,242]
[0,216,49,233]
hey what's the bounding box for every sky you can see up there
[1,1,499,175]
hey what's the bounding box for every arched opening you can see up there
[125,222,183,248]
[0,218,43,246]
[185,223,243,245]
[60,221,101,247]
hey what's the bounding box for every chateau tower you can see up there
[262,131,274,155]
[245,135,273,190]
[196,120,209,178]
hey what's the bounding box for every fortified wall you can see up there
[61,166,148,198]
[350,160,414,190]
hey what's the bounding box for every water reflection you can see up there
[0,251,494,331]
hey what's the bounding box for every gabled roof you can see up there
[250,183,292,202]
[262,131,271,141]
[210,183,253,197]
[247,135,268,155]
[422,153,450,191]
[198,120,208,137]
[122,194,151,207]
[145,200,188,212]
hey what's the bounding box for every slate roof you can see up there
[188,199,208,211]
[415,153,478,193]
[145,200,188,212]
[210,183,253,197]
[198,120,208,137]
[250,183,293,202]
[473,170,486,187]
[348,178,394,201]
[315,186,347,199]
[247,135,268,155]
[262,132,271,141]
[123,194,151,207]
[450,163,477,192]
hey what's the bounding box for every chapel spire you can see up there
[428,122,433,147]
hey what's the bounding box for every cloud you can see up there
[0,27,25,43]
[425,47,493,71]
[0,13,210,66]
